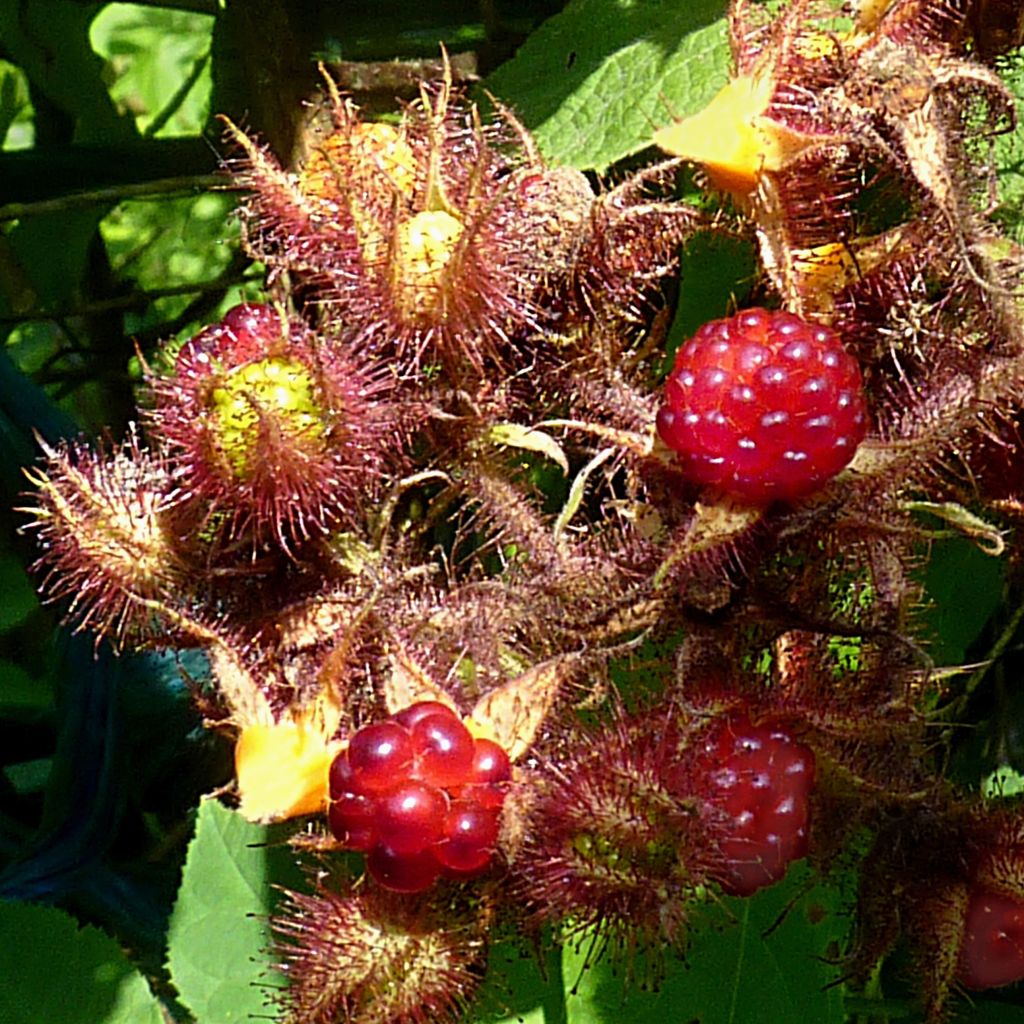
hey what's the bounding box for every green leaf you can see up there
[3,757,51,795]
[952,999,1024,1022]
[921,537,1005,667]
[0,58,34,149]
[166,798,303,1024]
[3,209,108,315]
[993,50,1024,244]
[0,900,164,1024]
[90,4,214,138]
[0,659,54,716]
[0,0,133,144]
[486,0,730,172]
[473,933,564,1024]
[554,447,615,541]
[562,865,847,1024]
[666,230,758,366]
[100,191,241,334]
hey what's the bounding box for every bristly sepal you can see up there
[509,703,717,951]
[224,75,583,378]
[271,868,487,1024]
[147,302,395,553]
[19,425,191,650]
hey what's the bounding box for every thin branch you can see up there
[0,175,232,222]
[0,269,260,326]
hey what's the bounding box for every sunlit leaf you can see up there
[488,422,569,476]
[166,799,302,1024]
[993,49,1024,244]
[90,4,214,138]
[984,764,1024,800]
[486,0,730,172]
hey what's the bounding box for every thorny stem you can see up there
[849,339,1024,484]
[536,419,655,459]
[374,469,453,556]
[651,500,763,592]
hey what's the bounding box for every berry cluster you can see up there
[19,8,1024,1020]
[657,307,867,503]
[328,702,512,893]
[696,714,816,896]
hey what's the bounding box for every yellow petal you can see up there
[654,75,814,199]
[235,719,341,823]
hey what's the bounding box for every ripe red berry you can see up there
[453,737,513,809]
[346,721,414,792]
[410,713,475,789]
[393,700,460,731]
[328,749,366,800]
[699,714,815,896]
[324,705,512,892]
[467,738,512,785]
[657,307,867,503]
[374,780,449,854]
[436,801,501,874]
[327,793,377,852]
[957,887,1024,990]
[366,843,443,894]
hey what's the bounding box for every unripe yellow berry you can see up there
[392,209,465,323]
[209,357,325,479]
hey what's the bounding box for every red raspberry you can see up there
[366,844,443,893]
[409,712,476,789]
[374,780,448,854]
[699,714,815,896]
[327,793,377,852]
[393,700,460,731]
[957,888,1024,990]
[436,801,501,874]
[453,737,513,809]
[657,307,867,503]
[346,721,414,792]
[326,705,512,893]
[467,738,512,786]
